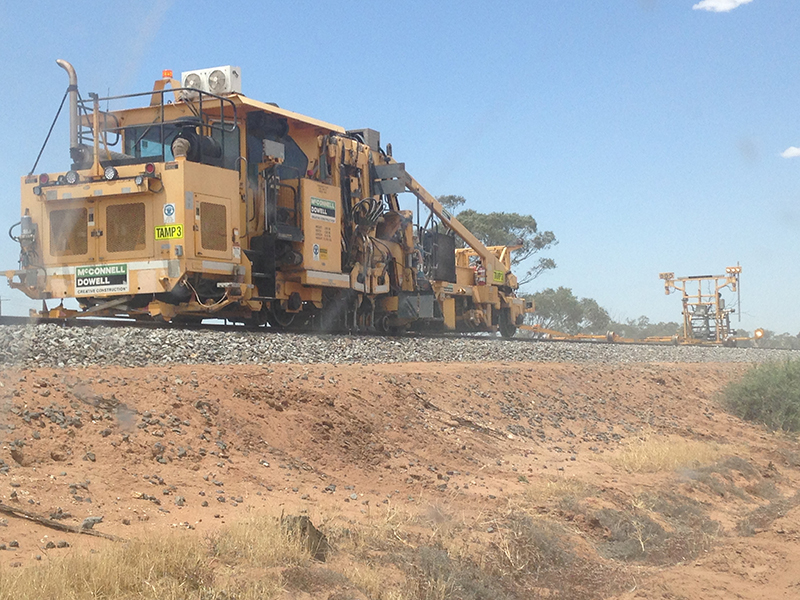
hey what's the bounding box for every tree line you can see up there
[437,194,799,347]
[522,286,682,339]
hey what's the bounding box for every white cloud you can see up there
[692,0,754,12]
[781,147,800,159]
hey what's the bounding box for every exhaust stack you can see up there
[55,59,91,167]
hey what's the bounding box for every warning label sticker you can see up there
[493,270,505,284]
[155,224,184,240]
[310,197,336,223]
[163,203,176,224]
[76,264,128,296]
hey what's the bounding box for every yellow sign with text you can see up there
[155,224,184,240]
[493,270,505,284]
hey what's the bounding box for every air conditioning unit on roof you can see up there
[180,66,241,96]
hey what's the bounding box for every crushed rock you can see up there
[0,324,797,368]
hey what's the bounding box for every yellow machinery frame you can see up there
[659,266,743,346]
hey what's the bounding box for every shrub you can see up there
[722,360,800,432]
[737,492,800,536]
[592,493,719,565]
[405,545,510,600]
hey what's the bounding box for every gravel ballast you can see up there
[0,324,798,368]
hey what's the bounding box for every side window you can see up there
[107,203,146,252]
[277,134,308,180]
[50,207,88,256]
[124,124,177,161]
[210,122,240,170]
[200,202,227,251]
[245,111,307,180]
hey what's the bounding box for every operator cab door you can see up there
[193,193,232,260]
[97,198,153,262]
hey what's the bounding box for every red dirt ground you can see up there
[1,360,798,598]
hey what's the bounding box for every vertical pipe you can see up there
[91,93,101,177]
[55,60,79,155]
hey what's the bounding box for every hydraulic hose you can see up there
[8,221,20,243]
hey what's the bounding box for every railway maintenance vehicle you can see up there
[6,61,530,337]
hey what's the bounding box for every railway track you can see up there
[0,314,661,347]
[0,314,495,340]
[0,314,753,348]
[0,314,536,345]
[0,315,259,333]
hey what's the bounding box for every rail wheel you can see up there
[375,313,392,334]
[267,302,296,329]
[498,309,517,339]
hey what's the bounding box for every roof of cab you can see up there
[232,94,345,133]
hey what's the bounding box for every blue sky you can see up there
[1,0,798,333]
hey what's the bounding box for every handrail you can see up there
[74,87,239,168]
[75,87,238,133]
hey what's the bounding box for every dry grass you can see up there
[0,514,312,600]
[210,512,308,567]
[0,491,720,600]
[608,433,728,473]
[486,510,625,599]
[521,475,592,506]
[590,491,720,566]
[0,534,217,600]
[347,563,407,600]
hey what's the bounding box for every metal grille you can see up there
[107,203,146,253]
[200,202,227,251]
[49,207,88,256]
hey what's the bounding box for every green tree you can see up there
[607,316,681,340]
[579,297,612,333]
[437,195,467,211]
[527,287,611,335]
[436,195,557,285]
[753,331,800,350]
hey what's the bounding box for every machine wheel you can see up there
[375,313,392,334]
[267,302,296,329]
[498,309,517,339]
[376,314,407,336]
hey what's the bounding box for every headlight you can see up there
[135,175,144,186]
[65,170,80,185]
[103,166,118,181]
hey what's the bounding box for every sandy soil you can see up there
[0,360,798,599]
